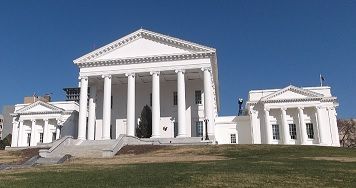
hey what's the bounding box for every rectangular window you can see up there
[40,133,44,143]
[52,132,57,141]
[306,123,314,139]
[231,134,237,143]
[195,121,203,137]
[195,90,202,104]
[174,122,178,137]
[150,93,152,106]
[173,92,178,105]
[289,124,297,140]
[27,133,31,146]
[272,124,280,140]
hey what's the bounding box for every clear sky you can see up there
[0,0,355,118]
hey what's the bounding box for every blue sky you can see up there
[0,0,355,118]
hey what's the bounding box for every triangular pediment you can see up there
[95,37,193,60]
[261,85,324,102]
[74,29,215,64]
[16,101,64,114]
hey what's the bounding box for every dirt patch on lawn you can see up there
[305,156,356,162]
[70,154,228,166]
[116,145,167,155]
[0,148,48,165]
[70,145,229,165]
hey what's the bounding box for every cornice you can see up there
[77,52,215,68]
[16,101,65,113]
[263,97,323,103]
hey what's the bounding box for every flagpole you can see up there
[320,74,322,87]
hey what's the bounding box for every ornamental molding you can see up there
[263,97,323,103]
[150,71,160,76]
[77,52,215,68]
[73,29,216,65]
[16,101,65,114]
[261,85,324,102]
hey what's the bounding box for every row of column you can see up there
[78,67,215,140]
[264,107,325,145]
[12,118,62,147]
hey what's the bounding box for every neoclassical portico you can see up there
[11,101,79,147]
[247,85,340,147]
[74,29,219,140]
[77,67,216,140]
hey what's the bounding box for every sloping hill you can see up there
[1,145,356,187]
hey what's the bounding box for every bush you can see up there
[0,134,12,150]
[136,105,152,138]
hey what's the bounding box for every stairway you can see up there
[38,135,212,163]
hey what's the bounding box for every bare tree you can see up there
[338,119,356,148]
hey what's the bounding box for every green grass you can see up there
[1,145,356,187]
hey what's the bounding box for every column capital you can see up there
[297,106,304,110]
[201,67,212,72]
[31,119,36,123]
[175,69,185,74]
[18,119,24,123]
[316,106,324,110]
[281,107,287,111]
[125,73,135,77]
[264,108,270,112]
[102,74,112,79]
[43,118,49,122]
[78,76,88,80]
[150,71,160,76]
[56,118,64,125]
[327,107,335,111]
[249,110,257,115]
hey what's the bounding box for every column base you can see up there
[176,134,188,138]
[151,135,160,139]
[207,134,215,141]
[77,137,86,140]
[102,137,111,140]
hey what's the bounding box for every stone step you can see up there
[80,139,117,146]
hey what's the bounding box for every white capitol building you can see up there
[10,29,340,148]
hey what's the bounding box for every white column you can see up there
[30,119,36,146]
[55,118,63,140]
[249,109,257,144]
[126,73,136,137]
[102,75,112,140]
[78,76,88,140]
[176,70,187,137]
[264,108,272,144]
[298,107,307,145]
[327,107,340,147]
[87,86,97,140]
[11,118,19,147]
[151,71,161,138]
[17,120,24,146]
[56,126,60,140]
[202,67,214,138]
[316,106,326,145]
[281,108,289,144]
[43,119,49,143]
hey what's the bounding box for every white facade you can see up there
[74,29,219,141]
[10,101,79,147]
[244,85,340,147]
[10,29,340,147]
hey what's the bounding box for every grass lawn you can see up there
[1,145,356,187]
